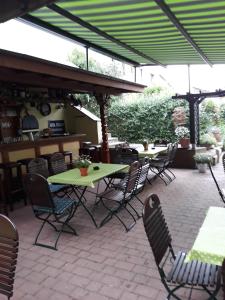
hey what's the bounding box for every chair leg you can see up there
[34,206,78,250]
[126,202,141,219]
[100,199,136,231]
[167,168,176,180]
[150,167,169,185]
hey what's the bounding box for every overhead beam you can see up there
[154,0,212,66]
[0,68,126,95]
[21,15,140,67]
[0,0,57,23]
[172,90,225,100]
[47,3,165,67]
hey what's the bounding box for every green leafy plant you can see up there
[74,155,92,169]
[200,133,217,146]
[175,126,190,139]
[193,153,212,164]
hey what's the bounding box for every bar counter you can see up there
[0,134,86,163]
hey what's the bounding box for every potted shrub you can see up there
[200,133,217,150]
[74,155,92,176]
[211,127,222,142]
[175,126,190,148]
[193,153,212,173]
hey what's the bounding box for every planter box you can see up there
[171,146,207,169]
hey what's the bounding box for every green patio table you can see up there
[138,145,167,158]
[186,206,225,266]
[48,163,129,227]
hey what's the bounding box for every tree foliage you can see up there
[68,48,123,115]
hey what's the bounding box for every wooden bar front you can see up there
[0,134,85,164]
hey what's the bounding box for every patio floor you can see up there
[4,162,225,300]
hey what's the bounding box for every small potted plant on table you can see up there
[194,153,212,173]
[142,139,149,151]
[175,126,190,148]
[74,155,92,176]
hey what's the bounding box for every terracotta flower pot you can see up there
[180,138,190,149]
[80,168,88,176]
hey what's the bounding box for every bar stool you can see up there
[17,158,34,173]
[91,145,102,162]
[0,162,26,211]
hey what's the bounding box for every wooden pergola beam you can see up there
[172,90,225,147]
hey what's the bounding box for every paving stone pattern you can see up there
[3,163,225,300]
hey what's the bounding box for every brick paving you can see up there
[3,163,225,300]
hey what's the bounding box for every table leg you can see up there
[72,186,98,228]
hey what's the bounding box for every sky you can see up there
[1,19,225,94]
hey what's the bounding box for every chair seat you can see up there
[49,184,67,193]
[34,197,75,214]
[149,159,167,168]
[167,251,220,286]
[99,188,131,202]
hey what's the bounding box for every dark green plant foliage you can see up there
[108,94,188,143]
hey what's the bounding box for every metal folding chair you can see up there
[0,214,19,299]
[28,158,68,195]
[23,173,78,250]
[98,161,141,231]
[143,194,221,300]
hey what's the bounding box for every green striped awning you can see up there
[21,0,225,66]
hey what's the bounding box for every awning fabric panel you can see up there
[24,0,225,65]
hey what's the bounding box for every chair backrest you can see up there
[49,152,67,175]
[125,161,141,193]
[137,157,149,185]
[110,148,122,164]
[168,142,178,163]
[142,194,173,265]
[0,214,19,299]
[23,173,54,209]
[208,162,225,203]
[28,158,49,178]
[120,148,139,165]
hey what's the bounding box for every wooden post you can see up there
[95,93,110,163]
[189,100,196,149]
[85,46,89,71]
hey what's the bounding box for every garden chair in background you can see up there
[148,143,173,185]
[106,148,139,189]
[0,214,19,299]
[98,161,141,231]
[143,194,221,300]
[23,173,78,250]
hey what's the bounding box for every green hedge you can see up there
[108,94,188,143]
